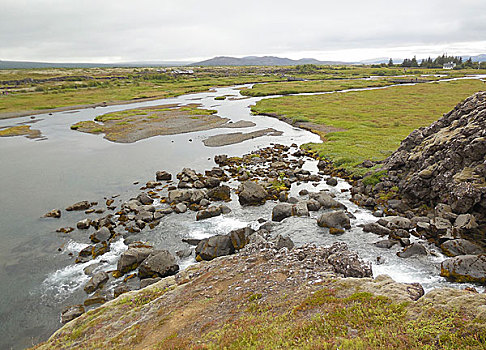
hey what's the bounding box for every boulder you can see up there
[66,201,91,211]
[228,227,254,250]
[238,181,268,206]
[174,203,187,214]
[84,271,109,294]
[89,227,111,243]
[453,214,478,235]
[137,193,153,205]
[44,209,61,218]
[113,284,131,298]
[196,235,235,261]
[292,202,309,217]
[317,210,351,230]
[140,277,162,289]
[440,239,483,257]
[306,199,321,211]
[309,192,344,209]
[378,216,412,230]
[207,185,231,201]
[196,206,222,221]
[61,305,85,324]
[397,243,427,258]
[362,222,392,236]
[326,177,338,186]
[374,239,398,249]
[272,203,293,222]
[327,248,372,278]
[441,254,486,284]
[205,176,221,188]
[76,218,91,230]
[156,171,172,181]
[135,210,153,222]
[273,234,294,250]
[117,247,153,274]
[138,250,179,279]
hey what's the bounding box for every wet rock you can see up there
[114,284,131,298]
[214,154,228,165]
[117,247,154,274]
[135,210,153,222]
[89,227,112,243]
[378,216,412,230]
[44,209,61,218]
[440,239,484,257]
[327,245,372,278]
[397,243,427,258]
[220,205,231,214]
[272,203,293,222]
[84,271,109,294]
[182,238,201,246]
[156,171,172,181]
[196,235,235,261]
[317,210,351,231]
[361,222,392,236]
[278,191,288,202]
[83,263,100,276]
[176,248,193,259]
[61,304,85,324]
[84,291,107,307]
[56,226,74,234]
[305,199,321,211]
[238,181,268,206]
[292,202,309,217]
[92,242,110,258]
[287,197,299,204]
[441,254,486,284]
[174,203,187,214]
[196,206,222,221]
[309,192,344,209]
[137,193,153,205]
[66,200,91,211]
[207,185,231,201]
[76,218,91,230]
[140,277,162,289]
[298,189,309,196]
[374,239,398,249]
[390,229,411,240]
[273,234,294,250]
[145,181,160,189]
[326,177,338,186]
[228,227,254,250]
[453,214,479,235]
[205,176,221,188]
[139,250,179,279]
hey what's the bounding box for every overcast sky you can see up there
[1,0,485,63]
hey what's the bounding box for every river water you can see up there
[0,82,483,349]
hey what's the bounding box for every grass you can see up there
[252,79,486,174]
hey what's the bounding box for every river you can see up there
[0,81,483,349]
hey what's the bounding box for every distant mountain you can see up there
[0,60,192,69]
[189,56,349,66]
[463,54,486,62]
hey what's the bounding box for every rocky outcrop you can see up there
[238,181,268,205]
[441,254,486,284]
[138,250,179,279]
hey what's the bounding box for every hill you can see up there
[189,55,349,66]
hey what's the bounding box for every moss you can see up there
[362,170,387,187]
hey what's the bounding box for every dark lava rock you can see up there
[441,254,486,284]
[292,202,309,217]
[374,239,398,249]
[117,247,154,274]
[89,226,112,243]
[156,170,172,181]
[43,209,61,218]
[397,243,427,258]
[84,271,109,294]
[76,218,91,230]
[362,222,392,236]
[61,304,85,324]
[137,193,154,205]
[238,181,268,206]
[66,200,91,211]
[207,185,231,201]
[326,177,338,186]
[138,250,179,279]
[440,239,484,257]
[317,210,351,230]
[272,203,293,222]
[228,227,254,250]
[196,235,235,261]
[309,192,345,210]
[196,206,222,221]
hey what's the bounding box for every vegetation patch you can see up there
[252,79,486,174]
[0,124,42,139]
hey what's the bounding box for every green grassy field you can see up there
[252,79,486,174]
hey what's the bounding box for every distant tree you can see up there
[464,57,474,68]
[410,56,419,67]
[388,58,394,67]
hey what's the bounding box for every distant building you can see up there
[443,62,456,70]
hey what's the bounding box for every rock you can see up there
[298,189,309,196]
[309,192,344,209]
[139,250,179,279]
[207,185,231,201]
[397,243,427,258]
[156,171,172,181]
[378,216,412,230]
[374,239,398,249]
[114,284,131,298]
[453,214,478,234]
[205,176,221,188]
[228,227,254,250]
[238,181,268,206]
[287,197,299,204]
[76,218,91,230]
[61,304,85,324]
[196,206,222,221]
[292,202,309,217]
[317,210,351,230]
[195,235,235,261]
[440,239,484,257]
[174,203,187,214]
[44,209,61,218]
[135,210,153,222]
[327,244,372,278]
[362,222,392,236]
[84,271,109,294]
[220,205,231,214]
[326,177,338,186]
[140,277,162,289]
[390,229,411,240]
[272,203,293,222]
[137,193,153,205]
[214,154,228,165]
[176,248,192,259]
[84,291,107,307]
[182,238,201,246]
[66,201,91,211]
[90,227,112,243]
[117,247,153,274]
[273,234,294,250]
[441,254,486,284]
[56,226,74,234]
[305,199,321,211]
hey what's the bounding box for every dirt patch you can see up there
[222,120,256,128]
[71,104,230,143]
[202,128,283,147]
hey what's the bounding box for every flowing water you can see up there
[0,80,484,349]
